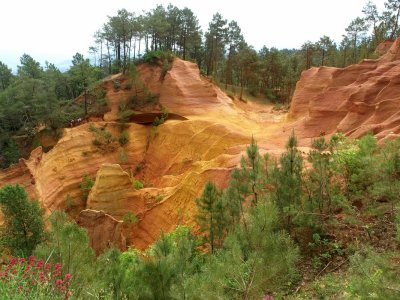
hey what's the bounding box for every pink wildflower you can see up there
[9,257,17,266]
[44,263,51,271]
[37,259,44,268]
[56,279,64,286]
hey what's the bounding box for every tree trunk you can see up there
[390,7,400,40]
[99,40,103,70]
[133,36,136,59]
[183,34,187,60]
[107,41,112,74]
[84,90,88,116]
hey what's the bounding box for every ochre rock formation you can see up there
[289,38,400,140]
[87,164,132,211]
[77,209,126,255]
[10,45,400,252]
[0,57,285,251]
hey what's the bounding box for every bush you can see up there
[133,180,144,190]
[117,149,128,164]
[118,131,129,146]
[152,108,169,127]
[89,124,117,152]
[79,173,95,201]
[122,212,138,224]
[160,58,171,81]
[94,88,107,101]
[142,50,173,65]
[34,211,96,297]
[0,256,72,299]
[119,109,135,123]
[113,80,121,90]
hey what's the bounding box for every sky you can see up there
[0,0,385,72]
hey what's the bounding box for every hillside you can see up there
[289,38,400,141]
[0,58,290,252]
[2,39,400,253]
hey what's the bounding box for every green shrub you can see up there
[89,124,117,151]
[113,80,121,90]
[152,108,169,127]
[79,173,95,200]
[94,88,107,100]
[118,109,135,123]
[133,180,144,190]
[142,50,173,65]
[135,163,143,173]
[143,91,160,104]
[117,149,128,164]
[155,194,164,203]
[118,131,129,146]
[34,211,96,297]
[160,58,171,80]
[122,212,138,224]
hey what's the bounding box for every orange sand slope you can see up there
[289,38,400,141]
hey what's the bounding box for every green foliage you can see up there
[0,137,20,168]
[305,137,337,214]
[143,50,173,65]
[396,204,400,242]
[118,131,129,146]
[0,184,44,256]
[309,249,400,299]
[371,138,400,207]
[160,58,172,80]
[192,203,299,299]
[122,211,138,224]
[195,181,225,253]
[113,80,121,90]
[79,173,94,201]
[141,226,200,300]
[96,247,143,299]
[89,124,117,152]
[271,132,303,231]
[0,256,72,300]
[0,61,14,91]
[152,108,169,127]
[117,149,128,164]
[331,133,378,200]
[133,179,144,189]
[34,211,96,298]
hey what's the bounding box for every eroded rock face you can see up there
[289,38,400,140]
[77,209,126,255]
[87,164,132,211]
[0,57,290,250]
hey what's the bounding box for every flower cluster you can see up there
[0,256,72,299]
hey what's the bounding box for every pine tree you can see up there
[307,137,333,213]
[195,181,225,253]
[0,184,44,256]
[271,132,303,231]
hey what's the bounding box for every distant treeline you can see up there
[90,1,400,101]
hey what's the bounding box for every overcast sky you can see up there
[0,0,385,71]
